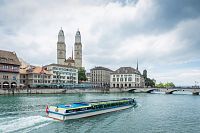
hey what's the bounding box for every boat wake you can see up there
[0,110,44,117]
[0,115,53,133]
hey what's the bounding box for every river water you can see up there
[0,92,200,133]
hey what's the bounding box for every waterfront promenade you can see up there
[0,87,200,95]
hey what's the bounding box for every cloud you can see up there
[0,0,200,85]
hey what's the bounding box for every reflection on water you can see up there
[0,93,200,133]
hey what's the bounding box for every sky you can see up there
[0,0,200,86]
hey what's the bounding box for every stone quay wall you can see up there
[0,88,139,95]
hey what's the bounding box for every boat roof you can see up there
[53,98,133,110]
[56,102,90,110]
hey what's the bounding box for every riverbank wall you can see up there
[1,87,198,95]
[0,88,145,95]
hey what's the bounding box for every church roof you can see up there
[65,57,75,63]
[0,50,20,66]
[58,28,64,36]
[76,30,81,35]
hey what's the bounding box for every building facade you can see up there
[44,64,78,84]
[91,66,113,88]
[110,67,144,88]
[19,63,78,88]
[86,72,91,83]
[0,50,21,89]
[57,28,82,68]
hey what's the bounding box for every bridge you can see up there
[125,87,200,95]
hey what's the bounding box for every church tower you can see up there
[74,29,82,68]
[57,28,66,65]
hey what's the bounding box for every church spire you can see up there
[136,59,138,70]
[75,29,81,43]
[58,27,65,43]
[72,47,73,60]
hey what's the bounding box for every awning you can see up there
[11,83,17,86]
[3,83,9,85]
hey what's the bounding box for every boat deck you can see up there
[54,98,134,110]
[56,102,90,110]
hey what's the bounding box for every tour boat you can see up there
[46,98,136,121]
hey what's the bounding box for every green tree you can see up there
[145,78,155,87]
[156,83,164,88]
[156,82,175,88]
[164,82,175,88]
[78,68,87,82]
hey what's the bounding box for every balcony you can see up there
[0,68,19,73]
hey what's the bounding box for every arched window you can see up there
[11,82,17,88]
[117,84,119,88]
[3,82,9,88]
[113,84,115,88]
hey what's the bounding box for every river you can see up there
[0,92,200,133]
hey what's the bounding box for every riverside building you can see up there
[86,72,91,83]
[44,64,78,84]
[91,66,113,88]
[20,66,52,88]
[19,63,78,88]
[0,50,21,89]
[110,67,145,88]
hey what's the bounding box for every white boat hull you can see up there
[48,105,134,121]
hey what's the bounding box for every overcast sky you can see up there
[0,0,200,86]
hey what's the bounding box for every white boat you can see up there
[46,98,136,121]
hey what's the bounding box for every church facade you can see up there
[57,28,82,68]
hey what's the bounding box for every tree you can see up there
[78,68,87,82]
[156,83,165,88]
[164,82,175,88]
[156,82,175,88]
[145,78,155,87]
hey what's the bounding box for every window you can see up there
[113,78,115,82]
[128,77,132,81]
[3,75,8,79]
[125,78,127,82]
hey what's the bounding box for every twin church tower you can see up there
[57,28,82,68]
